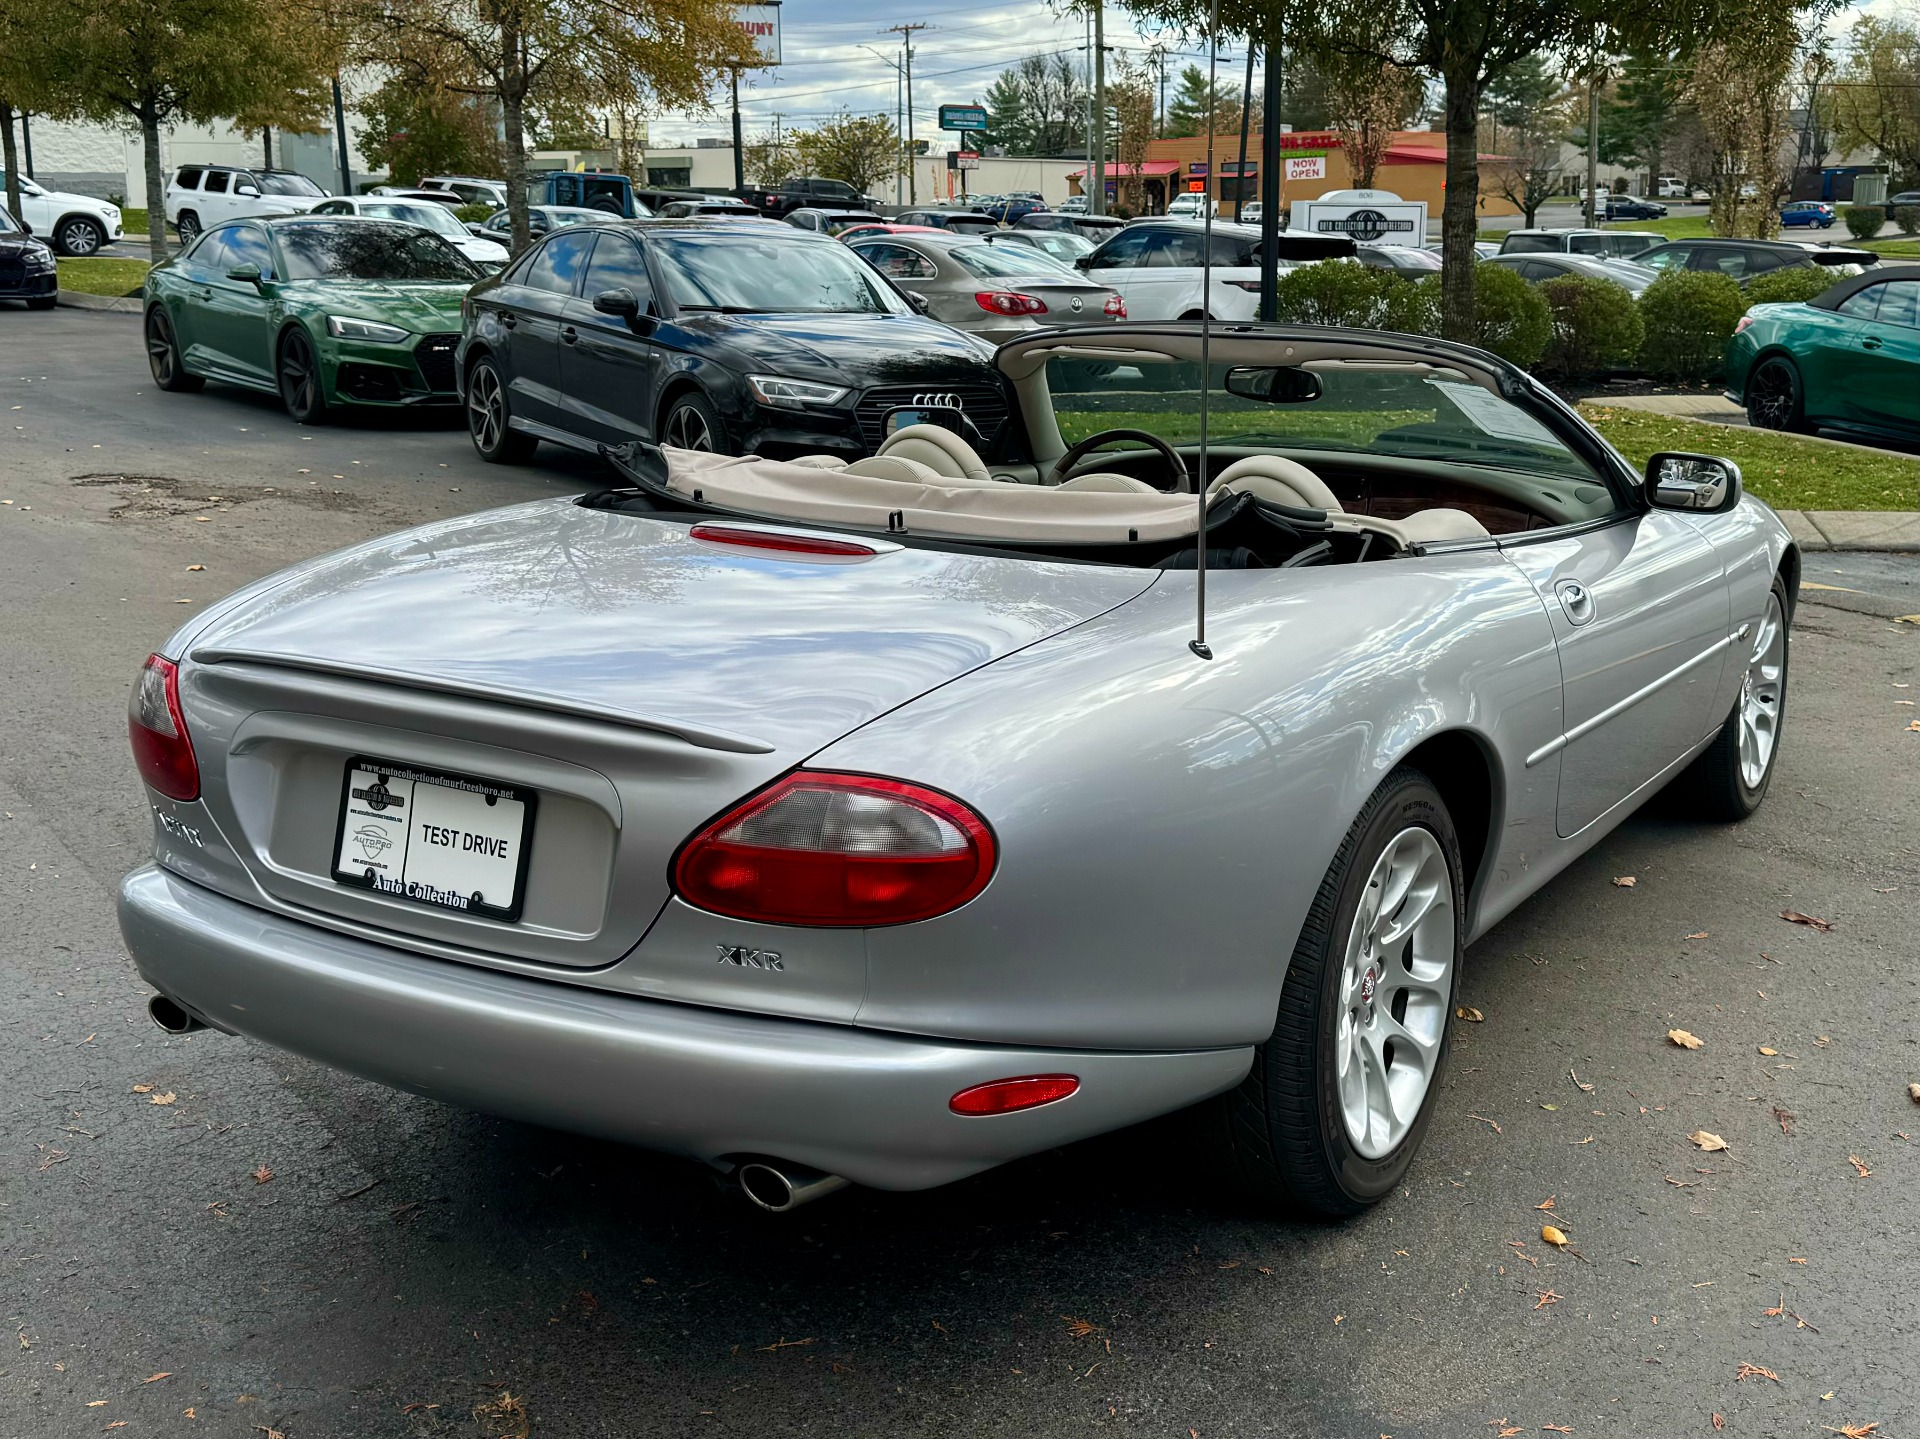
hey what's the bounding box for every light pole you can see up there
[860,44,905,206]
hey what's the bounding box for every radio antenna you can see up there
[1188,0,1224,662]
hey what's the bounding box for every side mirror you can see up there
[904,290,932,315]
[592,287,639,318]
[468,223,490,237]
[1073,254,1093,270]
[226,263,264,286]
[1645,452,1741,513]
[236,183,260,198]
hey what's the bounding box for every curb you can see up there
[56,290,142,314]
[1780,509,1920,553]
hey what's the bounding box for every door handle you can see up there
[499,312,517,329]
[561,325,578,345]
[1555,578,1597,627]
[1861,336,1882,350]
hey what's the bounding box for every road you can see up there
[3,308,1917,1439]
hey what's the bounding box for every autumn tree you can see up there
[1690,6,1814,238]
[358,52,503,186]
[1824,15,1918,189]
[793,113,899,195]
[742,131,799,187]
[360,0,755,251]
[0,0,68,222]
[1487,122,1565,224]
[1108,54,1159,212]
[1318,53,1424,188]
[980,54,1088,155]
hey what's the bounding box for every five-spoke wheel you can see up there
[278,328,327,424]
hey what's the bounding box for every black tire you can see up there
[26,295,58,311]
[1674,575,1790,821]
[54,216,107,257]
[144,307,204,392]
[590,196,622,214]
[277,327,328,425]
[1745,357,1806,433]
[659,389,727,453]
[174,211,201,246]
[1196,767,1464,1217]
[466,355,537,463]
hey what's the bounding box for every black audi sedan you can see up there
[457,220,1012,463]
[0,204,59,309]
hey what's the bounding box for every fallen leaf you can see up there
[1685,931,1709,940]
[1612,875,1637,888]
[1541,1225,1569,1247]
[1712,1416,1725,1431]
[186,564,204,571]
[1907,1083,1919,1104]
[1736,1363,1780,1383]
[1814,1035,1832,1047]
[1063,1317,1102,1338]
[1780,909,1833,931]
[1774,1107,1795,1135]
[1535,1196,1556,1211]
[1533,1288,1561,1309]
[1543,1427,1573,1435]
[1456,1005,1484,1022]
[1689,1130,1728,1152]
[1848,1155,1871,1178]
[1668,1029,1704,1050]
[87,1401,109,1407]
[142,1372,171,1383]
[1822,1425,1878,1438]
[1570,1068,1594,1093]
[130,1083,152,1094]
[250,1165,274,1185]
[1760,1047,1778,1056]
[759,1336,816,1350]
[148,1091,177,1106]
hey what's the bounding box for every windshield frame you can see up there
[257,170,327,198]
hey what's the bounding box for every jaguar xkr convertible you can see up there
[120,324,1795,1217]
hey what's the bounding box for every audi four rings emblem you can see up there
[913,392,963,410]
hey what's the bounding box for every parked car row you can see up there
[0,171,123,255]
[0,202,60,306]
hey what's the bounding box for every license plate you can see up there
[331,758,536,921]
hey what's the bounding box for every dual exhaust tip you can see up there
[147,994,849,1212]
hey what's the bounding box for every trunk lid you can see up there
[176,499,1153,987]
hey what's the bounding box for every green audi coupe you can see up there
[1725,265,1919,445]
[143,215,481,424]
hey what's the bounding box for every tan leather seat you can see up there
[872,423,993,482]
[1206,455,1344,511]
[1384,507,1489,543]
[840,454,951,485]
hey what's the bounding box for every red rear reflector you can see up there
[128,654,199,801]
[950,1075,1080,1116]
[674,771,996,927]
[1104,294,1127,317]
[689,523,879,557]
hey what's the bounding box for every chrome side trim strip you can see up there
[1525,630,1740,769]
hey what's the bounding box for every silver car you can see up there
[848,231,1125,343]
[120,324,1794,1216]
[1484,251,1659,295]
[981,228,1097,267]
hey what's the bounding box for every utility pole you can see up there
[882,24,929,204]
[1083,9,1095,204]
[1584,60,1602,227]
[21,112,33,178]
[730,68,745,195]
[1090,0,1106,215]
[1234,44,1254,220]
[860,45,905,205]
[1258,20,1282,320]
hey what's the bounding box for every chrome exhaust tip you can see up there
[736,1160,851,1213]
[147,993,209,1035]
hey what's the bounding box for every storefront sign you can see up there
[733,2,781,64]
[1286,155,1327,182]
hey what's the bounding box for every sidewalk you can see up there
[1779,509,1920,552]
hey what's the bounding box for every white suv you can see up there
[419,176,508,209]
[0,171,123,255]
[163,165,330,244]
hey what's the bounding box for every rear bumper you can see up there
[119,866,1250,1190]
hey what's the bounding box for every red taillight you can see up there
[1734,314,1755,335]
[129,654,199,801]
[974,290,1047,316]
[1103,294,1126,317]
[689,523,878,557]
[674,771,996,927]
[950,1075,1080,1115]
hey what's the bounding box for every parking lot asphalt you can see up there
[3,307,1918,1439]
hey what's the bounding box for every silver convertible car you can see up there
[119,324,1794,1217]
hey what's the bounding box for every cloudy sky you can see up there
[646,0,1909,147]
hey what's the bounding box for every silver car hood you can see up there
[185,499,1157,757]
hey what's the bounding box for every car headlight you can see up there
[326,315,411,343]
[747,375,848,409]
[23,243,55,269]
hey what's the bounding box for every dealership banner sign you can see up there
[733,1,781,64]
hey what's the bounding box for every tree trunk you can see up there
[0,101,21,226]
[1439,71,1481,344]
[142,101,170,261]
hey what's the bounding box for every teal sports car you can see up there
[1725,266,1920,444]
[143,216,480,423]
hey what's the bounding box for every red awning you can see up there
[1068,160,1183,179]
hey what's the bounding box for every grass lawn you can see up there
[120,206,149,236]
[1581,405,1918,512]
[56,256,151,297]
[1604,214,1714,240]
[1862,236,1920,258]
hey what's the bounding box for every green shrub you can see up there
[1894,205,1920,237]
[1744,265,1836,306]
[1637,270,1747,381]
[1842,204,1885,241]
[453,202,495,225]
[1270,259,1433,334]
[1536,275,1645,378]
[1408,262,1551,366]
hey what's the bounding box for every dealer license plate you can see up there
[331,758,536,921]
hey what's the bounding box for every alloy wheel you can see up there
[1334,826,1456,1160]
[664,401,714,451]
[1738,592,1787,791]
[469,365,504,451]
[59,219,103,256]
[146,311,176,385]
[1747,361,1796,430]
[175,213,200,245]
[280,332,318,418]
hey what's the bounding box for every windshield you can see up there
[259,172,325,197]
[276,221,476,282]
[362,201,464,238]
[0,206,17,232]
[650,233,907,314]
[1019,232,1093,262]
[1047,355,1601,483]
[949,242,1076,278]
